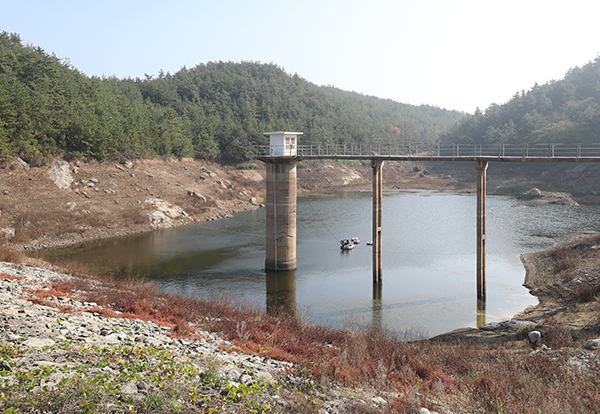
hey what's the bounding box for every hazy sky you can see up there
[2,0,599,113]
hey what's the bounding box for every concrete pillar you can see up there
[476,160,488,299]
[265,159,298,271]
[372,159,384,283]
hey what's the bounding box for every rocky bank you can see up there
[0,261,401,413]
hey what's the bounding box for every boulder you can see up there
[0,228,15,237]
[187,190,207,202]
[16,157,29,170]
[525,188,543,198]
[145,198,188,229]
[23,338,55,348]
[48,160,74,191]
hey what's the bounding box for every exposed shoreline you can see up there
[1,158,594,339]
[2,160,600,412]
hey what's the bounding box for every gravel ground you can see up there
[0,261,400,413]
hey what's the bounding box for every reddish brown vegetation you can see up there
[572,282,600,303]
[22,281,74,308]
[27,281,73,300]
[18,268,599,413]
[0,273,21,280]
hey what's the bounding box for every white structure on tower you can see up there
[263,131,302,156]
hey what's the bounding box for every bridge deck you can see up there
[255,143,600,163]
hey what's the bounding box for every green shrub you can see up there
[236,162,260,170]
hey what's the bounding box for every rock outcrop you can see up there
[47,160,74,191]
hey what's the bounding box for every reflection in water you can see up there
[477,298,486,327]
[372,282,383,330]
[36,193,600,337]
[266,270,296,317]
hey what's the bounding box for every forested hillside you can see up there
[0,31,463,164]
[442,55,600,145]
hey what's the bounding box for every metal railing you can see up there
[254,143,600,159]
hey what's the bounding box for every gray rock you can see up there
[40,372,67,389]
[187,190,207,202]
[104,333,121,344]
[121,381,139,395]
[16,157,30,170]
[583,338,600,350]
[0,228,15,238]
[240,374,253,384]
[480,320,537,332]
[48,160,74,191]
[528,331,542,348]
[255,370,274,382]
[568,356,591,373]
[371,397,386,406]
[23,338,55,348]
[526,188,543,197]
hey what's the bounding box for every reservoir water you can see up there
[39,191,600,338]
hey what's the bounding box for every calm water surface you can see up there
[40,192,600,338]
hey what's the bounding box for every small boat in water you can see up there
[340,238,355,250]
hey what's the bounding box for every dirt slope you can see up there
[0,158,464,252]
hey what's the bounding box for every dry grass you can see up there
[572,282,600,303]
[0,245,28,263]
[543,320,574,349]
[172,192,216,216]
[551,244,578,272]
[0,158,267,253]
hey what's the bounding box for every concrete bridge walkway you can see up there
[256,137,600,301]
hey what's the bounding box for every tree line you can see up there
[442,55,600,146]
[0,31,464,164]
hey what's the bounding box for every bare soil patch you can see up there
[0,158,266,251]
[0,158,463,253]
